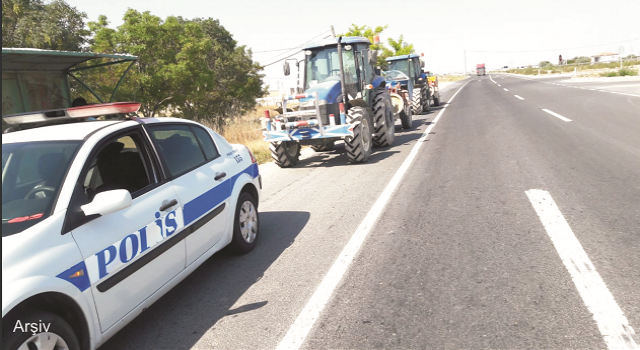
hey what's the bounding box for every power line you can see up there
[467,37,640,53]
[261,51,302,68]
[261,30,332,66]
[253,47,299,54]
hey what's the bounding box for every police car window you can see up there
[82,135,151,201]
[2,141,81,237]
[191,126,220,161]
[148,125,207,177]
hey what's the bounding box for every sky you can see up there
[65,0,640,90]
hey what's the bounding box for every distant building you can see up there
[591,52,619,63]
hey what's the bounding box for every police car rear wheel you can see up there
[3,310,80,350]
[229,192,259,254]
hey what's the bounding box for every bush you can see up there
[600,71,618,77]
[618,68,638,76]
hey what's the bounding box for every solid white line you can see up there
[525,189,639,350]
[504,88,509,91]
[541,108,572,122]
[619,93,640,97]
[275,80,473,350]
[514,95,524,100]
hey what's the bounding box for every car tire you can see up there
[344,106,372,163]
[270,141,300,168]
[2,310,80,350]
[228,192,259,254]
[412,87,422,114]
[371,89,395,147]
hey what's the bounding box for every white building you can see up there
[591,52,620,63]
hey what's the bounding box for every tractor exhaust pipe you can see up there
[331,25,347,107]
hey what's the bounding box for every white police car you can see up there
[2,102,261,350]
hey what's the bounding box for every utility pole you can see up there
[464,49,467,76]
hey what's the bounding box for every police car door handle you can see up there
[159,199,178,212]
[214,172,227,181]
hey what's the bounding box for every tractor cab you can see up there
[385,53,429,114]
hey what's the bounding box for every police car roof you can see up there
[386,53,421,61]
[2,120,132,144]
[302,36,371,50]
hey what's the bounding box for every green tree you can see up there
[385,35,415,56]
[2,0,89,50]
[88,10,265,130]
[340,24,388,67]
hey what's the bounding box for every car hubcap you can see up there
[239,200,258,243]
[18,333,69,350]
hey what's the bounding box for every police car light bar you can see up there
[3,102,141,125]
[66,102,141,118]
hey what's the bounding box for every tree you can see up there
[340,24,388,67]
[386,35,415,56]
[88,10,265,130]
[2,0,89,50]
[539,61,553,68]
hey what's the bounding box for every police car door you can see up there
[66,128,186,332]
[146,124,231,266]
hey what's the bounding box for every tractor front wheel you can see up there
[270,141,301,167]
[422,86,431,113]
[344,107,372,163]
[311,139,335,152]
[400,102,413,129]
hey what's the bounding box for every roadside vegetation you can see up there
[505,57,640,76]
[439,75,469,82]
[600,68,639,77]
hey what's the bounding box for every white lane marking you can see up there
[514,95,525,100]
[619,93,640,97]
[498,84,502,87]
[525,189,639,350]
[504,88,509,91]
[541,108,572,122]
[275,78,473,350]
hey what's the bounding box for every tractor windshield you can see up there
[383,70,410,81]
[388,60,411,77]
[304,47,357,90]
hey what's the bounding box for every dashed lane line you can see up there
[526,189,639,350]
[514,95,525,100]
[504,88,509,91]
[541,108,572,122]
[275,78,474,350]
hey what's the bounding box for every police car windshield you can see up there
[2,141,81,237]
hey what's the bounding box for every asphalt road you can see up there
[101,75,639,350]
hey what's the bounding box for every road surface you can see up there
[101,74,640,350]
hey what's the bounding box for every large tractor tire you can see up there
[422,86,431,113]
[412,87,422,114]
[310,140,335,152]
[371,89,395,147]
[400,104,413,129]
[344,107,373,163]
[270,141,301,167]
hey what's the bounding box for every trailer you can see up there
[477,63,486,76]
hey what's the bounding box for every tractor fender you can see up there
[371,76,387,89]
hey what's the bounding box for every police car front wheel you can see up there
[2,310,80,350]
[229,192,259,254]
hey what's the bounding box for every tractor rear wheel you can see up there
[422,86,431,112]
[412,87,422,114]
[270,141,301,167]
[433,91,440,106]
[372,89,395,147]
[344,107,372,163]
[310,140,335,152]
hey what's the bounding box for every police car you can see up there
[2,102,261,350]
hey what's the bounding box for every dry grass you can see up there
[438,75,470,82]
[219,105,273,164]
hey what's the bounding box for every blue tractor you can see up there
[385,54,430,114]
[263,35,396,167]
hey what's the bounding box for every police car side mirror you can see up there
[81,189,132,216]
